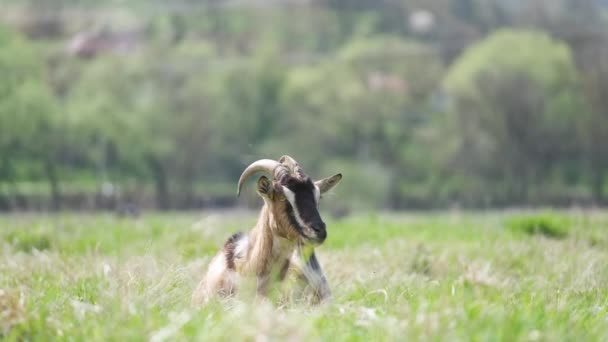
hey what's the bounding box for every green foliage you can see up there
[0,26,65,209]
[1,2,608,209]
[6,230,52,252]
[319,159,393,209]
[278,36,444,206]
[506,213,570,239]
[0,27,58,153]
[439,29,587,204]
[445,29,577,95]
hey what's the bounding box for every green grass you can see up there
[506,212,571,239]
[1,209,608,341]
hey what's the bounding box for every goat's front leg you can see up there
[291,246,331,304]
[256,273,270,297]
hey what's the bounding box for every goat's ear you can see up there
[256,176,273,197]
[315,173,342,194]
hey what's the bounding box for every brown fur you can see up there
[224,232,243,270]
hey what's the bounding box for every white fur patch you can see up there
[282,186,307,229]
[234,236,249,259]
[206,254,227,280]
[314,186,320,204]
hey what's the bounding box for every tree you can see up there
[65,40,223,209]
[66,54,175,208]
[443,29,584,203]
[568,35,608,203]
[320,0,410,35]
[279,36,444,207]
[0,27,64,209]
[204,56,287,183]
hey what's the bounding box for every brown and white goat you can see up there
[192,155,342,305]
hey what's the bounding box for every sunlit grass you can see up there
[1,209,608,340]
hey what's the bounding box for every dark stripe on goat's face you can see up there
[283,178,326,243]
[224,232,243,270]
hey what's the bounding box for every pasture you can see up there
[1,210,608,341]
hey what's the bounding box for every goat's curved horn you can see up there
[237,159,282,197]
[279,155,305,178]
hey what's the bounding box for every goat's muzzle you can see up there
[312,222,327,243]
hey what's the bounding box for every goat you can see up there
[192,155,342,305]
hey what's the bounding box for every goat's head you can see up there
[237,155,342,245]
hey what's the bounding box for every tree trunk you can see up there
[591,168,605,205]
[0,155,16,210]
[44,158,61,211]
[148,157,170,210]
[180,178,195,209]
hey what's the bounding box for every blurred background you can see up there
[0,0,607,213]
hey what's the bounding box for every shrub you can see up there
[6,231,51,252]
[506,213,569,239]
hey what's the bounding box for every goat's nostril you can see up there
[312,221,326,233]
[310,221,327,241]
[317,229,327,241]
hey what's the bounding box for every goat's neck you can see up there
[247,204,297,276]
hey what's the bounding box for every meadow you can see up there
[1,209,608,341]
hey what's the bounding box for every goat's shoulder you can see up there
[224,231,245,246]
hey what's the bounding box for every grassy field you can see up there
[1,209,608,341]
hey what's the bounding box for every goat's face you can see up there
[280,176,324,243]
[262,173,340,245]
[239,157,342,245]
